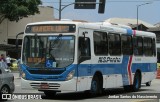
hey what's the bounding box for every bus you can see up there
[18,20,157,96]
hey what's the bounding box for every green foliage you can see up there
[0,0,42,23]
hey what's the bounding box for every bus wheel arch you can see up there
[90,71,103,95]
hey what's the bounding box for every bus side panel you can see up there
[91,57,124,88]
[131,55,157,83]
[131,63,157,84]
[77,28,97,91]
[77,61,92,91]
[121,56,131,86]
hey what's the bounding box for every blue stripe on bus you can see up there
[23,62,156,77]
[21,57,157,85]
[20,64,76,81]
[76,63,156,75]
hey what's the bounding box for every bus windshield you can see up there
[22,35,75,68]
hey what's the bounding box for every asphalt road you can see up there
[6,72,160,102]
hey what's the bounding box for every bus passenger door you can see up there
[77,36,91,91]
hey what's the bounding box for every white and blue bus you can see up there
[19,20,157,96]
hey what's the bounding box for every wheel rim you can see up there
[135,78,139,89]
[1,87,9,94]
[91,80,97,92]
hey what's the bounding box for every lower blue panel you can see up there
[21,64,77,81]
[77,63,156,77]
[20,62,156,81]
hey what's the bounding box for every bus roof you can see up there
[26,20,156,37]
[26,20,83,25]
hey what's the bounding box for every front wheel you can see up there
[90,76,102,95]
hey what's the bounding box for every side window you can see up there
[93,31,108,55]
[78,37,91,63]
[152,38,156,56]
[121,35,133,55]
[133,36,143,56]
[108,33,121,55]
[0,69,2,74]
[143,37,152,56]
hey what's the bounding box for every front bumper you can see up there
[21,77,77,93]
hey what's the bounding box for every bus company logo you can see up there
[98,57,121,63]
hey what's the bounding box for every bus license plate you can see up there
[40,84,49,89]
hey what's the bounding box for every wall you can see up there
[7,6,55,39]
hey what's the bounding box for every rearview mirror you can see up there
[16,32,24,51]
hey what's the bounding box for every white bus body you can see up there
[20,21,157,95]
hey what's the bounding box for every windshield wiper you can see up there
[50,34,62,48]
[46,34,63,66]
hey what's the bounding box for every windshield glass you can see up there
[22,35,75,68]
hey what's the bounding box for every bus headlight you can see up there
[66,70,75,81]
[22,72,26,79]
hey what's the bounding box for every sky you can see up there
[41,0,160,25]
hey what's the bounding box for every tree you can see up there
[0,0,42,24]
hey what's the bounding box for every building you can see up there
[104,18,160,42]
[105,18,155,28]
[147,27,160,62]
[0,6,55,58]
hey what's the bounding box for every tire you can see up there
[1,85,10,94]
[0,86,10,100]
[146,81,151,86]
[132,72,141,92]
[44,91,56,98]
[124,72,141,92]
[90,76,102,95]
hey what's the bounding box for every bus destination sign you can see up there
[25,24,76,33]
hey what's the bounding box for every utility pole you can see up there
[136,2,151,30]
[59,0,62,20]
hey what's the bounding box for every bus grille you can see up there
[30,82,60,89]
[28,69,64,75]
